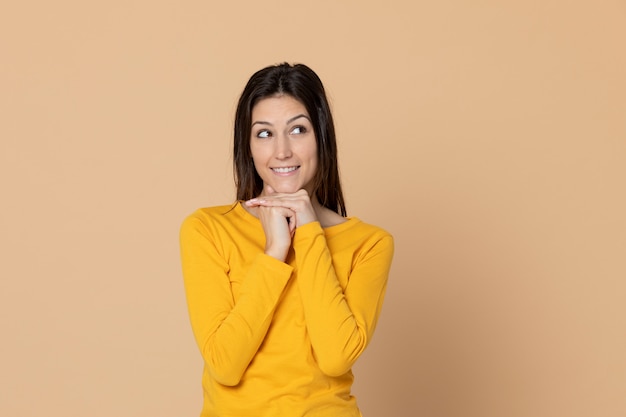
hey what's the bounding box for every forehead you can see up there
[251,95,309,121]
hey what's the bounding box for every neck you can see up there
[311,195,324,217]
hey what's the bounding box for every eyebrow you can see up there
[251,114,311,127]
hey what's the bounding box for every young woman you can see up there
[180,63,394,417]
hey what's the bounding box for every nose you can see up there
[274,134,292,160]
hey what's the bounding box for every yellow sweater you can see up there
[180,202,394,417]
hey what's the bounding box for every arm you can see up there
[179,214,293,386]
[293,222,394,376]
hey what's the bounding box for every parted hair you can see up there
[233,63,346,217]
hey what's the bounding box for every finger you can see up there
[248,194,308,204]
[249,200,304,215]
[259,205,296,220]
[288,213,296,234]
[253,198,312,214]
[245,196,285,206]
[257,189,309,201]
[244,198,261,207]
[245,190,292,206]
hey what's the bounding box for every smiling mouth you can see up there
[271,166,300,173]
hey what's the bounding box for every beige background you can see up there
[1,1,625,416]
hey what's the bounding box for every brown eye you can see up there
[290,126,306,135]
[256,130,271,138]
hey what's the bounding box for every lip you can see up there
[271,166,300,176]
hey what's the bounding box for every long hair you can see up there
[233,63,346,216]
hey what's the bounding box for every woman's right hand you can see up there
[255,204,295,262]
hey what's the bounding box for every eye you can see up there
[290,125,307,135]
[256,129,271,139]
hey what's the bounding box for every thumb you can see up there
[265,184,276,195]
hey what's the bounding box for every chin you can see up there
[271,185,298,194]
[263,181,301,195]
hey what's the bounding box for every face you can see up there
[250,95,318,196]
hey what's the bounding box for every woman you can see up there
[180,63,394,417]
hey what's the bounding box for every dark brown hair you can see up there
[233,63,346,216]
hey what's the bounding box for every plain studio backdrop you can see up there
[1,1,624,416]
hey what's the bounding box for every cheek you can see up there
[301,139,318,163]
[251,157,264,175]
[249,147,269,177]
[249,144,265,164]
[309,146,319,167]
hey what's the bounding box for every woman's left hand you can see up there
[245,186,318,228]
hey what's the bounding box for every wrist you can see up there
[265,245,289,262]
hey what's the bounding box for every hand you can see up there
[246,187,318,229]
[245,186,318,262]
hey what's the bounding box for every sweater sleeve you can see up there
[293,221,394,377]
[179,214,293,386]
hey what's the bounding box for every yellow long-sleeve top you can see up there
[179,202,394,417]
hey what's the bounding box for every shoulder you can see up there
[353,219,394,248]
[180,203,240,236]
[353,218,392,237]
[328,217,394,249]
[183,204,237,222]
[327,218,394,270]
[317,207,347,228]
